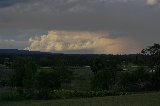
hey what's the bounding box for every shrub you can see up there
[0,89,22,101]
[91,69,115,90]
[118,67,150,91]
[35,70,61,90]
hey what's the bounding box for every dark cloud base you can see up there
[0,0,29,8]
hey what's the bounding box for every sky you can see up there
[0,0,160,54]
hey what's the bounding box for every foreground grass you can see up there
[0,92,160,106]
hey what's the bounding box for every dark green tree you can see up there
[141,43,160,90]
[118,67,150,91]
[11,56,37,89]
[91,69,114,90]
[35,70,61,90]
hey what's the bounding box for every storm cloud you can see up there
[26,31,139,54]
[0,0,160,54]
[0,0,29,8]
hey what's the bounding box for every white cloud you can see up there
[26,31,139,54]
[147,0,159,6]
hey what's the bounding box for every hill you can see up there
[0,49,52,55]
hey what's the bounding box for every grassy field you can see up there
[0,92,160,106]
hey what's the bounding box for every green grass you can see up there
[0,92,160,106]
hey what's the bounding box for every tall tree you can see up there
[141,43,160,90]
[11,56,37,88]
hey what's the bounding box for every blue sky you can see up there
[0,0,160,54]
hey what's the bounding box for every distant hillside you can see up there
[0,49,52,55]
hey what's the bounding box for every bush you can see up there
[118,67,150,91]
[91,69,115,90]
[53,90,122,99]
[34,89,56,100]
[35,70,61,90]
[0,89,22,101]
